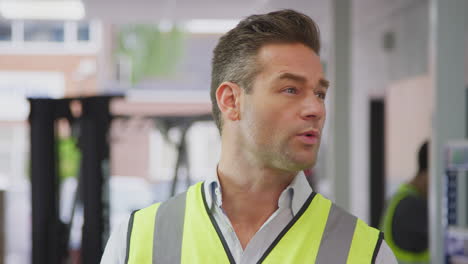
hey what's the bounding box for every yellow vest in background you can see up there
[381,184,429,264]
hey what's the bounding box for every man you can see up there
[101,9,397,263]
[381,141,429,263]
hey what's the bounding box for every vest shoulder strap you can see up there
[153,191,187,263]
[315,203,358,263]
[126,190,188,264]
[316,202,383,264]
[126,202,161,264]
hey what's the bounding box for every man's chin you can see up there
[272,148,317,171]
[294,151,317,167]
[284,158,316,172]
[297,161,316,171]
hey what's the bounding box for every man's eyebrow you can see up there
[319,78,330,89]
[278,72,307,83]
[278,72,330,89]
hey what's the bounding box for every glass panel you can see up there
[24,21,64,42]
[77,21,90,41]
[0,21,12,41]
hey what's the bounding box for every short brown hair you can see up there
[210,9,321,133]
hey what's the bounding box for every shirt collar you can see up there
[202,168,221,210]
[289,171,313,215]
[203,169,313,216]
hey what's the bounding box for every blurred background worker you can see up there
[381,141,429,264]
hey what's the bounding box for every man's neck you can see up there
[216,154,297,249]
[408,172,427,199]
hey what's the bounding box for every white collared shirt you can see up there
[202,171,312,263]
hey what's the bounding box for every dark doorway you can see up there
[369,99,386,228]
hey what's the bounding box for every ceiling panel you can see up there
[81,0,331,53]
[82,0,330,23]
[82,0,269,21]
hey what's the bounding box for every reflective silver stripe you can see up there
[315,204,357,263]
[153,192,187,264]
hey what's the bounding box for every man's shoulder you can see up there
[314,193,366,223]
[311,193,396,263]
[137,182,204,214]
[395,194,426,213]
[133,200,162,215]
[314,193,382,236]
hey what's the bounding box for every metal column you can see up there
[429,0,467,263]
[29,99,68,264]
[29,96,113,264]
[331,0,352,211]
[80,96,111,264]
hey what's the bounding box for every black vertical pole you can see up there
[29,99,61,264]
[369,99,386,228]
[170,126,189,197]
[80,96,111,264]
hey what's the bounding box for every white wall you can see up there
[385,75,432,196]
[350,0,430,221]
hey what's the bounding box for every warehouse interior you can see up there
[0,0,467,263]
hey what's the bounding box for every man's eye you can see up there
[284,87,297,94]
[317,92,326,100]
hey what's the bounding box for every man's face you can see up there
[239,43,328,172]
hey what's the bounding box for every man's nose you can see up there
[300,95,325,120]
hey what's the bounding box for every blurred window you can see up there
[77,21,90,41]
[0,21,12,41]
[24,21,64,42]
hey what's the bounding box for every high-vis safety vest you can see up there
[381,184,429,264]
[125,182,383,264]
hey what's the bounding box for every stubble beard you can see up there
[275,138,319,171]
[251,130,319,172]
[241,106,319,172]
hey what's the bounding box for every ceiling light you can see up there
[0,0,85,20]
[183,19,239,34]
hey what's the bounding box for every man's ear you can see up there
[216,82,242,121]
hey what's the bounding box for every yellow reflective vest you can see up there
[126,182,383,263]
[381,184,429,264]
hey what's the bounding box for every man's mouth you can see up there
[296,130,320,145]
